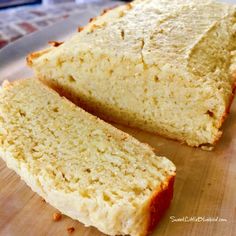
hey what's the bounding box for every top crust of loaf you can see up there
[28,0,236,77]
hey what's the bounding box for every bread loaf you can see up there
[0,79,176,236]
[27,0,236,149]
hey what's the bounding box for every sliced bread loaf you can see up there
[0,79,176,236]
[27,0,236,149]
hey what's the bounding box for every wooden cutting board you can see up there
[1,48,236,236]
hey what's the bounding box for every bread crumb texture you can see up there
[0,79,176,236]
[28,0,236,148]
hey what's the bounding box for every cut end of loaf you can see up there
[146,175,175,235]
[0,78,176,236]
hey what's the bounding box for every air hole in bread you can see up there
[121,29,125,40]
[154,75,159,82]
[80,190,90,198]
[68,75,76,83]
[152,97,158,105]
[206,110,214,117]
[53,107,59,113]
[19,110,26,117]
[103,193,111,202]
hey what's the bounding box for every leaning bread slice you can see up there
[0,79,176,236]
[28,0,236,149]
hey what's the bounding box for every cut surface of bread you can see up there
[27,0,236,149]
[0,79,176,236]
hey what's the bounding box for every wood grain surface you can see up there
[0,60,236,236]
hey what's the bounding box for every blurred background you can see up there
[0,0,129,49]
[0,0,234,50]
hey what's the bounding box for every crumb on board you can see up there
[53,212,62,221]
[67,227,75,234]
[48,41,63,47]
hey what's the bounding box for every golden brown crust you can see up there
[27,4,130,65]
[145,175,175,235]
[26,48,52,67]
[27,2,133,63]
[87,3,130,33]
[101,5,118,16]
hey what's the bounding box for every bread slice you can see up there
[27,0,236,149]
[0,79,176,236]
